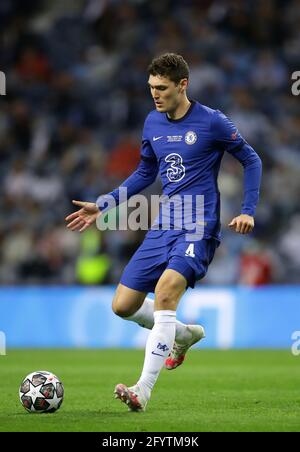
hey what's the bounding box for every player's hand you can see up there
[228,214,254,234]
[65,200,100,233]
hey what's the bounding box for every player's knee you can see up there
[112,304,129,318]
[112,298,129,318]
[112,297,138,318]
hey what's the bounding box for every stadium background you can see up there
[0,0,300,350]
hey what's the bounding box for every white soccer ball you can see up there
[19,370,64,413]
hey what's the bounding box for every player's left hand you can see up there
[228,214,254,234]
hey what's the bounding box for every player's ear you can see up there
[179,78,188,93]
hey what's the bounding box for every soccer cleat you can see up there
[114,383,148,412]
[165,325,205,370]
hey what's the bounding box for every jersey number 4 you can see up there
[165,153,185,182]
[185,243,195,258]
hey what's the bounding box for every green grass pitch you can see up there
[0,349,299,432]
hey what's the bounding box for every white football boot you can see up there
[165,324,205,370]
[114,383,149,412]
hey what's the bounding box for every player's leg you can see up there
[114,268,186,411]
[111,232,164,331]
[112,283,148,323]
[136,269,186,393]
[112,232,194,341]
[164,238,218,370]
[113,284,198,340]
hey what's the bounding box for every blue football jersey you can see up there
[97,101,262,242]
[142,101,247,240]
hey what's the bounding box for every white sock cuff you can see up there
[154,310,176,323]
[124,297,154,329]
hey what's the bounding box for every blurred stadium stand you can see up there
[0,0,300,286]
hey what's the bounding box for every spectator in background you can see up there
[239,240,273,286]
[0,0,299,285]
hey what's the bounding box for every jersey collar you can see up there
[166,100,196,123]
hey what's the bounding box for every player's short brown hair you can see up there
[148,53,189,85]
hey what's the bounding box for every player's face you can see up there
[148,75,187,113]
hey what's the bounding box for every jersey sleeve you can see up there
[230,143,262,216]
[140,122,157,161]
[210,110,245,153]
[211,110,262,217]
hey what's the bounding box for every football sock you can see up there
[137,310,176,396]
[125,296,155,329]
[125,297,193,344]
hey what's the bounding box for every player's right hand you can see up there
[65,200,101,233]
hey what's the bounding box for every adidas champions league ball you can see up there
[19,371,64,413]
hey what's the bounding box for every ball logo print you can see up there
[19,371,64,413]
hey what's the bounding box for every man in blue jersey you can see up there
[65,53,262,412]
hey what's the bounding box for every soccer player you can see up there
[65,53,262,412]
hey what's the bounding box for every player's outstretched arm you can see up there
[211,111,262,235]
[228,214,254,234]
[65,200,101,233]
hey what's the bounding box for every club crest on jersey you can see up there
[184,131,197,145]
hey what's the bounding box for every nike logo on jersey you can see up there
[153,136,163,141]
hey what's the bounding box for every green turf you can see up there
[0,349,299,432]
